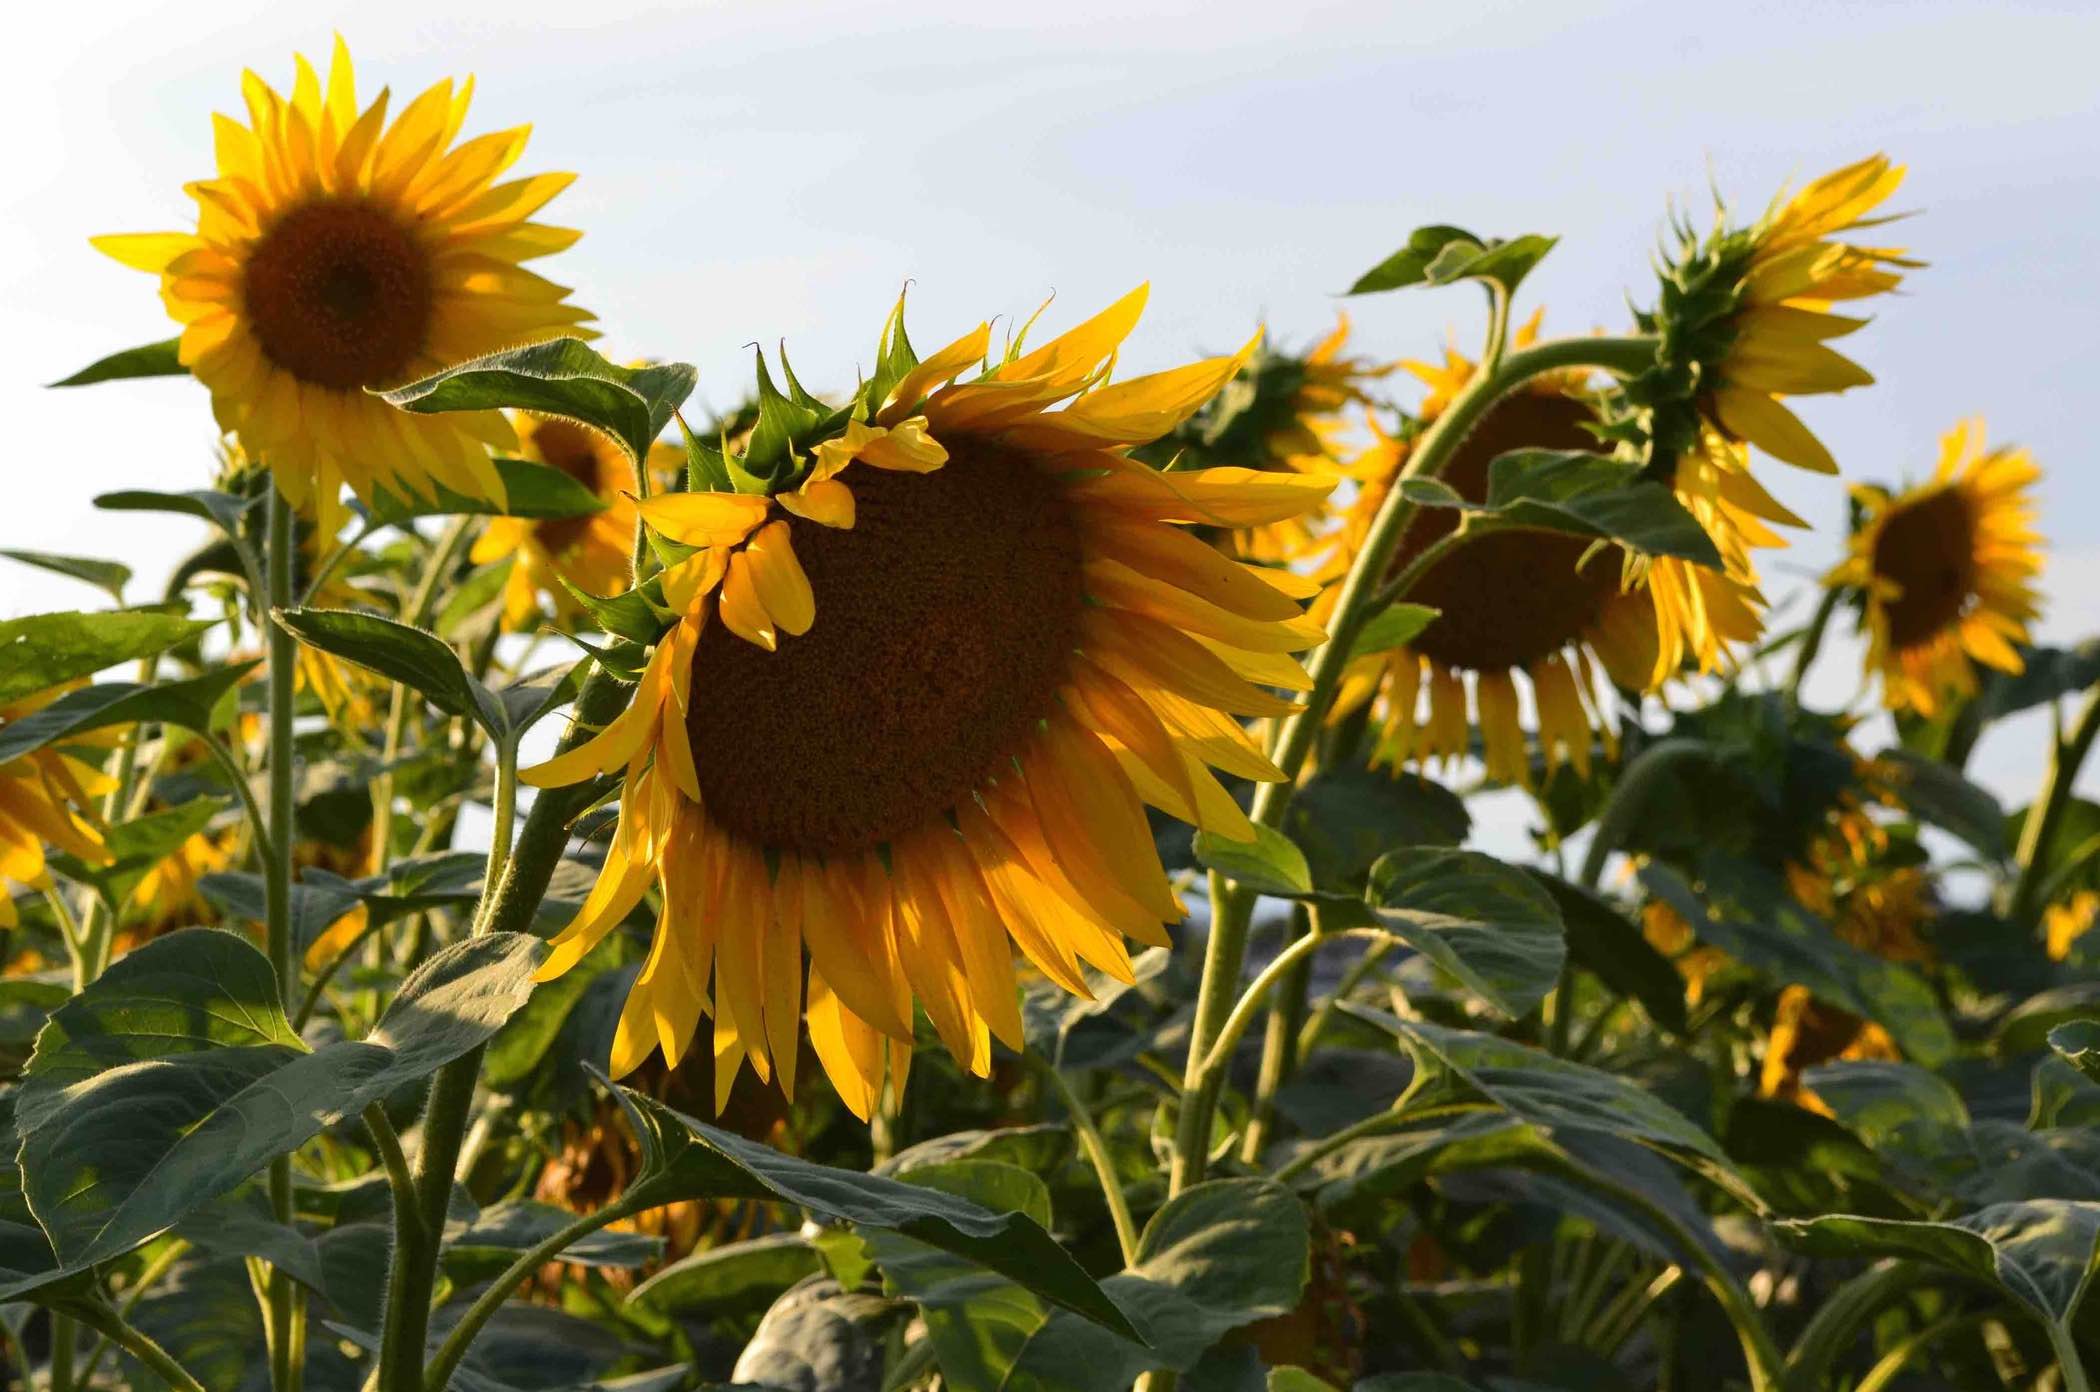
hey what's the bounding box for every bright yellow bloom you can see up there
[2047,892,2097,962]
[1318,318,1660,786]
[524,287,1331,1118]
[1826,420,2042,715]
[130,829,233,930]
[95,38,593,527]
[471,417,680,631]
[0,686,115,929]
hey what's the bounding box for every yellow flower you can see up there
[130,829,233,930]
[1618,155,1915,682]
[2046,891,2097,962]
[1147,316,1391,563]
[524,287,1332,1118]
[1826,420,2042,715]
[94,38,593,527]
[471,416,680,630]
[0,685,115,928]
[1317,318,1659,786]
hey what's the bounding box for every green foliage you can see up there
[1348,226,1558,298]
[50,336,185,387]
[0,609,217,704]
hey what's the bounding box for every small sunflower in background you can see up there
[128,828,233,933]
[2047,892,2097,963]
[471,416,682,631]
[1143,315,1392,563]
[525,286,1332,1118]
[95,38,593,527]
[0,686,115,928]
[1317,317,1661,786]
[1610,154,1916,682]
[1827,420,2042,715]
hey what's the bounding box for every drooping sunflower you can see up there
[1826,420,2042,715]
[0,686,114,929]
[1316,320,1662,785]
[471,416,681,631]
[95,38,593,526]
[524,287,1331,1117]
[1150,316,1391,563]
[1607,155,1914,681]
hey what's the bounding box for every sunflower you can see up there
[0,685,115,929]
[470,416,681,630]
[1613,155,1914,682]
[523,287,1331,1117]
[1146,316,1392,563]
[1317,319,1661,786]
[129,828,233,932]
[94,38,593,527]
[1826,420,2042,715]
[2046,892,2097,963]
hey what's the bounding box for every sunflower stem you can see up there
[2010,683,2100,929]
[264,488,303,1392]
[1576,736,1711,890]
[374,667,625,1392]
[1035,1059,1140,1265]
[1169,332,1662,1196]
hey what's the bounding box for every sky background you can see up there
[7,0,2098,861]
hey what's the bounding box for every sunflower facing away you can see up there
[1827,420,2042,715]
[524,287,1332,1117]
[1146,316,1393,563]
[1617,154,1915,682]
[471,415,677,630]
[0,686,115,930]
[1317,319,1663,786]
[95,38,594,526]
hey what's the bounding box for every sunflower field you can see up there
[6,35,2100,1392]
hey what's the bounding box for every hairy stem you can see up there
[264,489,301,1392]
[1037,1060,1140,1264]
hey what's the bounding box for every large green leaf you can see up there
[1778,1201,2100,1327]
[366,455,610,526]
[1877,748,2008,860]
[0,550,129,602]
[1285,764,1469,892]
[1194,824,1313,897]
[596,1076,1137,1339]
[1342,1010,1753,1204]
[14,928,543,1273]
[0,610,216,704]
[1364,848,1565,1018]
[196,871,366,955]
[1528,872,1687,1034]
[628,1231,823,1315]
[0,662,256,766]
[2051,1021,2100,1087]
[50,337,185,387]
[1641,861,1955,1066]
[1404,450,1721,567]
[1347,226,1557,298]
[1345,602,1442,663]
[275,606,506,739]
[380,338,697,467]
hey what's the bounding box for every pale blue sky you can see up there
[8,0,2097,855]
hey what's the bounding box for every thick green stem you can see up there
[1036,1060,1140,1264]
[2010,683,2100,928]
[374,669,624,1392]
[2052,1321,2096,1392]
[421,1189,651,1391]
[264,489,301,1392]
[1168,332,1660,1195]
[1576,737,1711,890]
[1239,905,1312,1163]
[63,1301,207,1392]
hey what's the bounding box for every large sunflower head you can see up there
[1316,317,1660,786]
[522,287,1332,1117]
[470,415,681,631]
[0,684,116,929]
[1141,315,1391,563]
[95,38,594,527]
[1826,420,2042,715]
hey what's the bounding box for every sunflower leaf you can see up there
[49,337,185,388]
[0,610,219,705]
[0,662,254,766]
[1365,848,1566,1018]
[1346,226,1480,296]
[47,797,225,906]
[379,338,696,469]
[1193,825,1314,897]
[95,488,262,541]
[741,348,828,489]
[1876,747,2008,861]
[1346,602,1441,663]
[593,1073,1141,1342]
[0,550,130,602]
[365,456,608,525]
[2050,1022,2100,1088]
[273,607,507,741]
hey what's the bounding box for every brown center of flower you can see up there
[1390,392,1619,672]
[242,198,434,390]
[1872,486,1977,650]
[530,420,609,555]
[685,442,1085,855]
